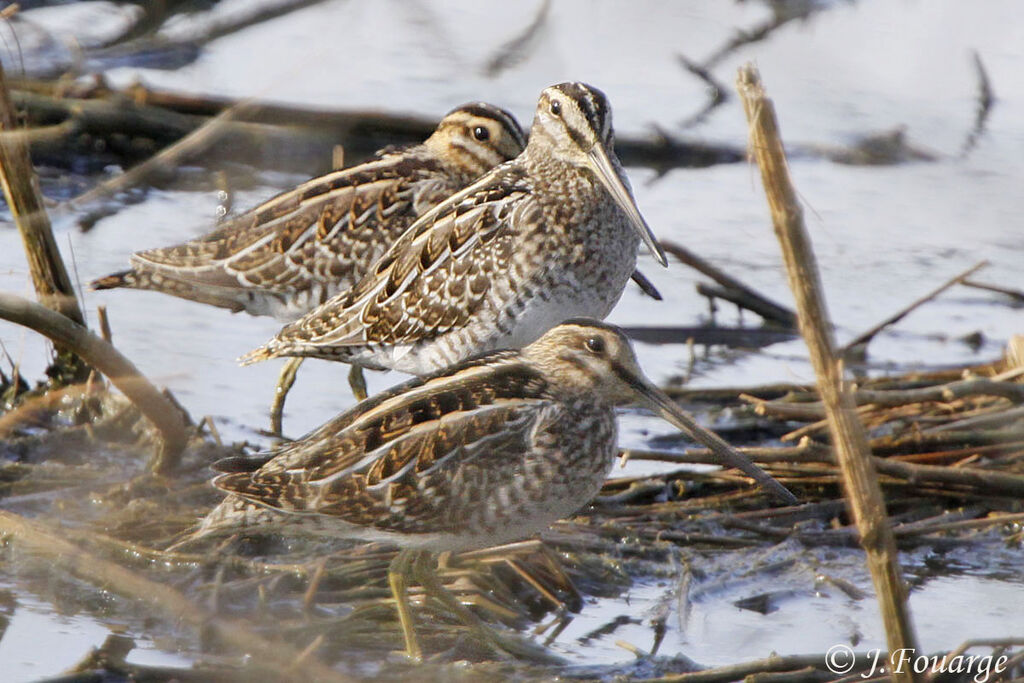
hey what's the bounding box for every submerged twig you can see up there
[961,278,1024,304]
[0,510,355,683]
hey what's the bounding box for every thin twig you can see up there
[840,261,988,355]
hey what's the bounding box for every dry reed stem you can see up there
[736,63,918,679]
[0,60,89,378]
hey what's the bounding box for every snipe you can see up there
[91,103,527,424]
[179,320,796,659]
[242,82,668,378]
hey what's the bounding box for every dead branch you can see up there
[871,458,1024,499]
[824,127,939,166]
[0,292,188,473]
[920,404,1024,434]
[696,282,796,328]
[646,652,873,682]
[961,278,1024,304]
[9,78,747,176]
[661,239,796,327]
[748,377,1024,420]
[894,511,1024,538]
[622,325,796,348]
[629,441,1024,499]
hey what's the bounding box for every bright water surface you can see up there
[1,0,1022,678]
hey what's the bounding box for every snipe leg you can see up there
[412,551,491,634]
[413,551,557,661]
[388,550,563,663]
[388,548,423,661]
[348,364,368,401]
[270,357,304,435]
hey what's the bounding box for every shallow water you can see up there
[0,587,192,683]
[1,0,1022,677]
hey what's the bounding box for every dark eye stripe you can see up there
[563,121,592,150]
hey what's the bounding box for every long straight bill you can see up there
[619,368,797,505]
[587,143,668,267]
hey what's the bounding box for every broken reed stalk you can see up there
[0,60,89,379]
[736,62,919,679]
[0,510,354,683]
[0,292,188,473]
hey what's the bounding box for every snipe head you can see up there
[527,82,667,266]
[526,320,796,505]
[426,102,527,178]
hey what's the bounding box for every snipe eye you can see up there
[550,100,562,116]
[472,125,490,141]
[584,335,605,354]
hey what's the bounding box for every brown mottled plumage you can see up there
[188,320,795,548]
[90,103,526,321]
[180,320,795,659]
[241,82,669,375]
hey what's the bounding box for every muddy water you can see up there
[1,0,1022,678]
